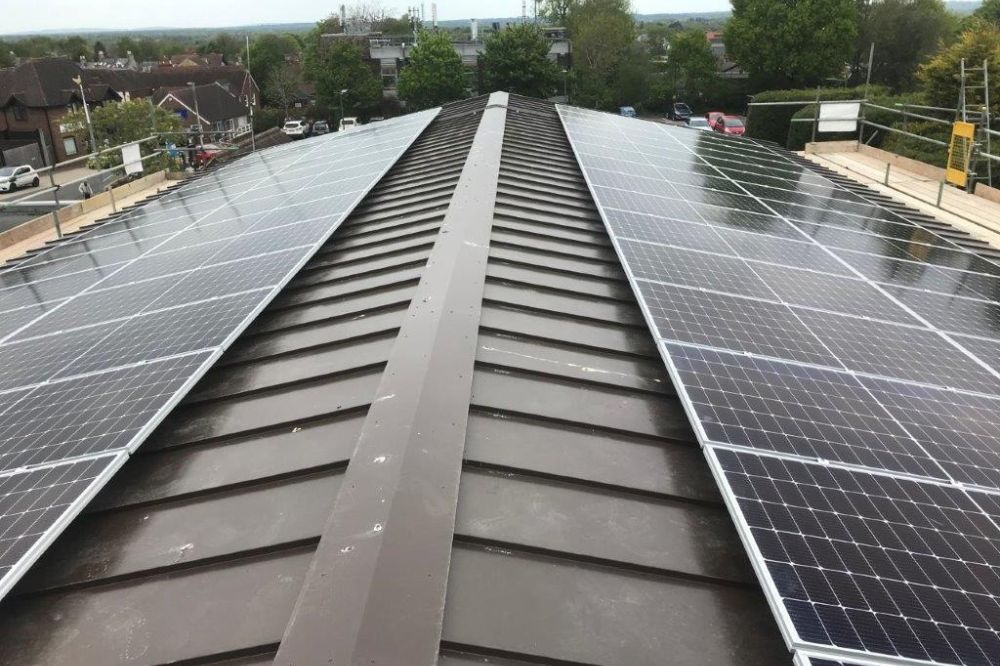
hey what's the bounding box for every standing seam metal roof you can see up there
[0,93,789,665]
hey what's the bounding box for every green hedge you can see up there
[746,86,887,147]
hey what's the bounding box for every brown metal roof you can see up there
[0,94,788,665]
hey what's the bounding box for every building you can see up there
[167,52,227,68]
[324,26,571,98]
[0,58,260,163]
[0,58,119,162]
[155,82,252,141]
[705,30,747,79]
[0,93,998,666]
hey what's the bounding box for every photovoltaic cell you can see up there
[558,105,1000,666]
[711,447,1000,666]
[0,107,440,602]
[0,352,211,471]
[619,239,773,298]
[666,344,946,481]
[637,281,840,367]
[0,453,125,598]
[791,308,1000,394]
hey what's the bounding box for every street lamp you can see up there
[187,81,203,147]
[71,75,98,155]
[561,69,569,104]
[339,89,348,127]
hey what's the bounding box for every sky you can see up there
[4,0,732,35]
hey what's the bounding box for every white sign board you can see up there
[818,102,860,133]
[121,142,143,176]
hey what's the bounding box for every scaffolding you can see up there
[959,57,993,189]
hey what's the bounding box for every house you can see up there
[0,58,119,162]
[705,30,748,79]
[0,58,261,162]
[168,52,227,67]
[155,82,252,141]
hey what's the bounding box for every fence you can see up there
[747,97,1000,216]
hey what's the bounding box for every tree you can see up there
[59,36,90,61]
[726,0,858,88]
[541,0,579,25]
[265,64,301,116]
[919,21,1000,116]
[397,31,466,109]
[93,40,107,60]
[0,41,14,68]
[62,99,182,169]
[200,33,243,63]
[852,0,954,91]
[975,0,1000,25]
[250,33,301,100]
[480,24,561,98]
[302,27,382,122]
[665,29,718,97]
[567,0,645,109]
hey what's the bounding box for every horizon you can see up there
[2,1,734,36]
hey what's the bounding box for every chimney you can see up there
[470,18,478,41]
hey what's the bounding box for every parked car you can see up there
[282,120,312,139]
[706,111,725,128]
[193,144,223,167]
[0,165,40,192]
[619,106,636,118]
[338,117,359,132]
[711,114,746,136]
[686,117,712,131]
[668,102,692,122]
[313,120,331,135]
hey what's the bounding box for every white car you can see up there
[0,165,40,192]
[687,117,712,131]
[282,120,311,139]
[339,117,359,132]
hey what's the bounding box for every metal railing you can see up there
[0,135,167,239]
[747,97,1000,222]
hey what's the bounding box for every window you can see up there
[12,104,27,121]
[63,137,78,156]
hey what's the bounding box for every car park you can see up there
[668,102,692,122]
[282,120,312,139]
[0,165,40,192]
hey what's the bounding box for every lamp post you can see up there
[188,81,203,147]
[71,75,97,155]
[561,69,568,104]
[338,89,349,127]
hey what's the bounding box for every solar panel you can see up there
[558,105,1000,665]
[0,108,439,599]
[709,447,1000,666]
[0,453,126,598]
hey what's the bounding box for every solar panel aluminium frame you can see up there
[794,649,898,666]
[0,451,127,600]
[554,107,1000,478]
[700,444,998,666]
[555,107,1000,666]
[0,108,440,599]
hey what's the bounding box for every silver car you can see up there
[0,165,40,192]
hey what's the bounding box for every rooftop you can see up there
[0,93,997,666]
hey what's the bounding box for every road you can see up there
[0,168,116,234]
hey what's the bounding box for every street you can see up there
[0,167,115,234]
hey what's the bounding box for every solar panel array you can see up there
[558,105,1000,666]
[0,108,438,597]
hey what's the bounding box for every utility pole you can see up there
[188,81,203,147]
[71,75,98,155]
[246,34,256,152]
[339,89,348,127]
